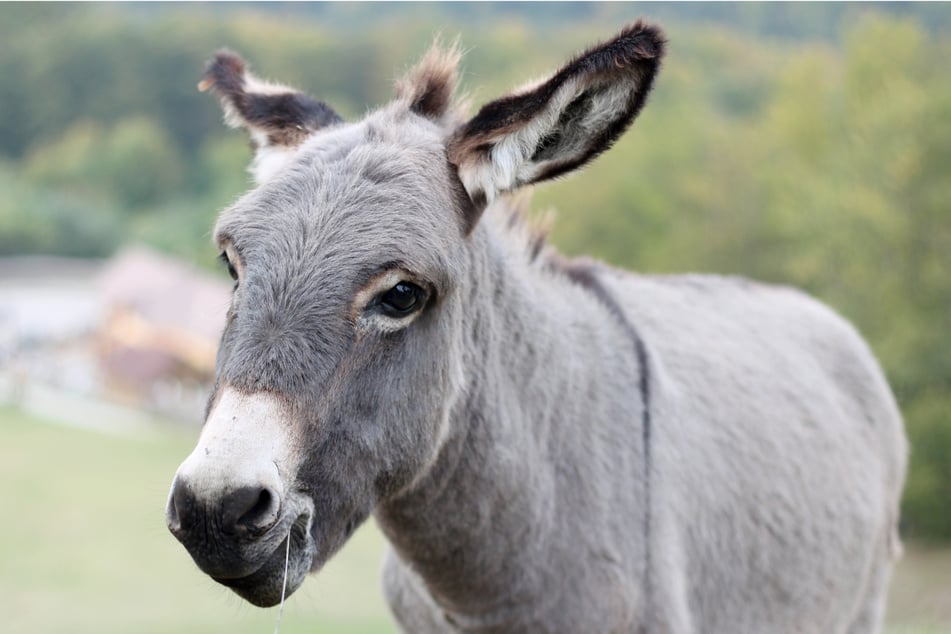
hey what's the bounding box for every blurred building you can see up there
[0,246,231,425]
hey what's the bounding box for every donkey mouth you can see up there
[213,512,315,607]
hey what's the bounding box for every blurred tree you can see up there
[0,166,121,257]
[24,120,107,197]
[102,116,184,209]
[26,116,183,210]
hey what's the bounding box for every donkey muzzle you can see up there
[165,387,315,605]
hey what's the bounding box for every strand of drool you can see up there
[273,529,292,634]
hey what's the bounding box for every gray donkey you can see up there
[166,22,907,633]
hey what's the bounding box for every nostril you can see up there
[166,478,197,537]
[221,486,281,534]
[242,489,272,524]
[166,494,180,530]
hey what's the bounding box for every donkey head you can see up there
[166,22,665,607]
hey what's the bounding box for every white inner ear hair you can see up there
[250,135,300,185]
[458,76,636,203]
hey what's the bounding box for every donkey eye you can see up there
[378,282,425,317]
[219,251,238,283]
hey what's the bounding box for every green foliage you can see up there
[0,5,949,539]
[0,165,121,257]
[101,116,185,209]
[903,393,951,538]
[26,116,184,210]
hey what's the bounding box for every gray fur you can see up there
[167,24,907,633]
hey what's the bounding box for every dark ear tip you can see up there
[619,20,668,61]
[199,49,247,95]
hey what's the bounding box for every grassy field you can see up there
[0,406,396,634]
[1,406,949,633]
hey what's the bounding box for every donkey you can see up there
[166,22,907,633]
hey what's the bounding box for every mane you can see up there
[483,190,555,267]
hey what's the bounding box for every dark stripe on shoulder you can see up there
[559,258,654,619]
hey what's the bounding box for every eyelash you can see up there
[219,251,239,285]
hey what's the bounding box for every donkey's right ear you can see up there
[200,50,342,185]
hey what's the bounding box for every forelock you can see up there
[214,114,463,273]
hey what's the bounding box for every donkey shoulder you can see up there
[590,268,902,435]
[600,270,872,367]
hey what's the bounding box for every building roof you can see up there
[97,246,232,343]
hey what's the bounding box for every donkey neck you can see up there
[375,223,652,629]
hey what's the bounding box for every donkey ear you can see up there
[448,21,665,204]
[199,50,342,184]
[394,39,463,126]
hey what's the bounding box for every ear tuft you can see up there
[395,39,463,124]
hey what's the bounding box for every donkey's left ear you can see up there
[448,21,666,204]
[199,50,342,184]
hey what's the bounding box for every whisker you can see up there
[273,528,292,634]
